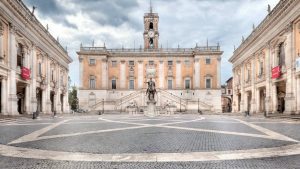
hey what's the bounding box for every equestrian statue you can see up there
[145,77,156,101]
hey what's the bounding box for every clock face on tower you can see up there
[148,30,154,38]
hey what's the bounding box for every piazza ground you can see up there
[0,114,299,169]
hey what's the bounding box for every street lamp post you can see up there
[102,99,104,115]
[120,98,122,114]
[180,98,181,112]
[198,98,199,113]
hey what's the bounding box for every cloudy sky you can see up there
[23,0,279,86]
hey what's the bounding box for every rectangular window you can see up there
[89,59,96,65]
[184,60,190,66]
[149,60,154,66]
[129,61,134,66]
[60,75,63,85]
[38,63,42,76]
[168,80,172,89]
[51,70,54,81]
[112,61,117,67]
[206,58,211,64]
[17,44,23,67]
[129,80,134,90]
[168,61,173,66]
[260,61,263,75]
[206,78,211,89]
[185,79,190,89]
[89,76,96,89]
[278,42,285,66]
[112,79,116,89]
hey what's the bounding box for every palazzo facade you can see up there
[0,0,72,115]
[78,8,223,113]
[229,0,300,115]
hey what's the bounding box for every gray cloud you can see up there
[22,0,280,85]
[23,0,77,29]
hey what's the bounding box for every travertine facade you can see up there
[0,0,72,115]
[78,7,223,113]
[229,0,300,115]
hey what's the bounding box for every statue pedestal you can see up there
[145,100,157,117]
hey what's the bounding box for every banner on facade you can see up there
[271,66,281,79]
[296,58,300,73]
[21,67,31,80]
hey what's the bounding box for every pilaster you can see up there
[284,26,296,114]
[217,56,221,88]
[8,25,18,115]
[175,60,181,89]
[101,58,108,89]
[120,60,126,89]
[158,60,164,89]
[194,58,200,89]
[138,60,144,89]
[79,57,83,88]
[1,77,8,115]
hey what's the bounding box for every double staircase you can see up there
[84,89,213,113]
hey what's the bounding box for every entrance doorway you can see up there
[36,88,42,112]
[60,94,64,112]
[247,91,252,112]
[276,81,286,113]
[17,82,27,114]
[50,91,55,112]
[259,88,266,113]
[238,93,241,112]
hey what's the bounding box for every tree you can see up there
[69,85,78,110]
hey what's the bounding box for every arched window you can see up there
[149,22,153,30]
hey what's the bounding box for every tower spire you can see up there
[150,0,153,13]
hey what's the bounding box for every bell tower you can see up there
[144,0,159,49]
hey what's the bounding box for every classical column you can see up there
[101,58,108,89]
[0,25,3,61]
[271,83,278,113]
[194,58,200,89]
[56,68,61,113]
[240,64,245,112]
[79,57,83,88]
[217,56,221,88]
[63,74,70,113]
[284,27,296,114]
[120,60,126,89]
[8,25,18,115]
[250,58,256,114]
[297,76,300,114]
[264,46,272,115]
[137,60,144,89]
[24,84,31,114]
[158,60,164,89]
[1,77,7,115]
[176,60,182,89]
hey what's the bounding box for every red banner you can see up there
[21,67,31,80]
[271,66,281,79]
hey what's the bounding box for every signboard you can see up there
[21,67,31,80]
[296,58,300,73]
[271,66,281,79]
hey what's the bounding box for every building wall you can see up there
[0,0,72,116]
[229,0,300,115]
[80,55,220,90]
[78,49,222,112]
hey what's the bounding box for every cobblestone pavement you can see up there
[0,114,299,169]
